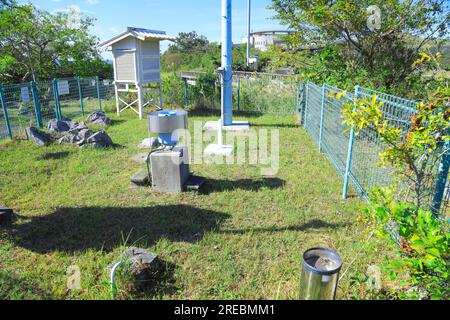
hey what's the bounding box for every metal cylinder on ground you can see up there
[300,247,342,300]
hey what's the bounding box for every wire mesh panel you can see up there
[80,77,101,115]
[322,85,353,176]
[351,87,419,196]
[99,79,115,112]
[0,102,8,140]
[35,80,57,125]
[304,82,322,144]
[57,78,83,120]
[2,83,37,138]
[300,81,443,203]
[233,72,298,114]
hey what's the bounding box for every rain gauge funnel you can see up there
[300,248,342,300]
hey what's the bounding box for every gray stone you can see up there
[58,135,72,144]
[93,118,111,126]
[131,169,150,186]
[86,111,111,126]
[78,129,93,141]
[138,138,160,149]
[47,119,70,132]
[25,127,51,146]
[68,122,89,134]
[109,247,159,289]
[85,131,113,148]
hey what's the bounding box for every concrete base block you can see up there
[204,120,250,132]
[131,169,150,187]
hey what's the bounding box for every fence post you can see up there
[304,81,309,127]
[96,76,102,111]
[319,83,327,152]
[52,79,62,120]
[432,139,450,215]
[237,78,241,112]
[31,81,43,128]
[0,84,13,139]
[183,78,189,106]
[342,85,360,199]
[77,76,85,116]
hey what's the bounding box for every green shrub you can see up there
[363,187,450,300]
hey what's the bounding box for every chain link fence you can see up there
[300,81,449,213]
[0,77,114,139]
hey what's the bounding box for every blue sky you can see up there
[20,0,285,58]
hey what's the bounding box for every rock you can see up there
[138,138,160,149]
[93,117,111,126]
[0,206,13,225]
[86,111,111,126]
[109,247,159,289]
[58,135,72,144]
[47,119,70,132]
[68,122,89,134]
[25,127,51,146]
[85,131,113,148]
[77,129,93,141]
[131,169,150,186]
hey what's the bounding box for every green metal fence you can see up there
[0,76,114,139]
[299,81,449,213]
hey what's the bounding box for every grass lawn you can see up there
[0,110,380,300]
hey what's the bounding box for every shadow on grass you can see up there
[219,219,350,235]
[201,177,286,194]
[108,119,127,126]
[5,205,230,254]
[188,109,272,119]
[0,272,52,300]
[37,151,72,160]
[126,259,178,300]
[250,123,299,129]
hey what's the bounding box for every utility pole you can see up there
[246,0,251,69]
[221,0,233,126]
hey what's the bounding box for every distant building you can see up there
[241,30,295,52]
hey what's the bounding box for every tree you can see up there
[168,31,209,54]
[0,3,112,83]
[270,0,450,90]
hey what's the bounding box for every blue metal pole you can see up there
[319,83,327,152]
[246,0,251,69]
[343,85,360,199]
[432,139,450,215]
[31,81,43,128]
[0,84,13,139]
[221,0,233,126]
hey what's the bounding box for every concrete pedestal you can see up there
[150,147,190,193]
[204,120,250,132]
